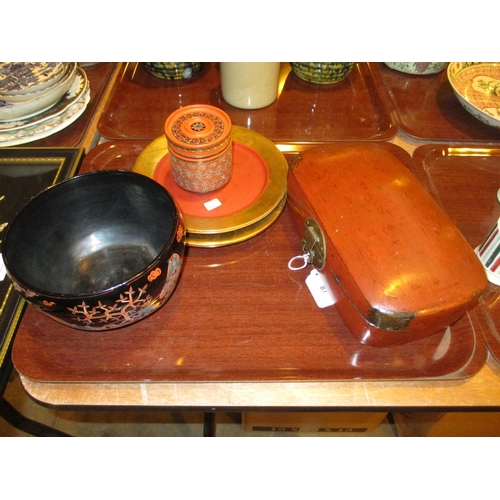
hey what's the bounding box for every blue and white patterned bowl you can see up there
[0,62,67,97]
[0,63,77,122]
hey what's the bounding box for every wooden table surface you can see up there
[12,63,500,410]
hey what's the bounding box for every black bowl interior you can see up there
[3,171,177,296]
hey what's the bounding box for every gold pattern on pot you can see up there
[165,104,233,193]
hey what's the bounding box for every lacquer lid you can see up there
[164,104,232,160]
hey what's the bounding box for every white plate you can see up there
[0,63,77,122]
[0,86,90,147]
[0,63,69,103]
[0,62,67,95]
[0,67,87,133]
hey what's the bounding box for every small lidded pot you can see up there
[165,104,233,193]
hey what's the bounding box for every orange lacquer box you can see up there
[287,142,487,347]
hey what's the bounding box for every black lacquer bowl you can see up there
[2,170,185,331]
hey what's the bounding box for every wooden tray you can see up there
[412,144,500,365]
[373,63,500,142]
[23,63,116,148]
[11,140,486,383]
[97,63,396,143]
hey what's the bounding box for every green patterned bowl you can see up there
[290,62,356,84]
[144,62,203,80]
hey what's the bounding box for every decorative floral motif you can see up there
[176,224,184,242]
[171,112,226,145]
[147,267,162,282]
[12,281,38,297]
[473,77,500,97]
[68,285,153,329]
[160,253,182,299]
[63,252,183,330]
[191,122,206,132]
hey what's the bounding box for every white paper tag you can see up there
[305,269,335,308]
[0,254,6,281]
[204,198,222,211]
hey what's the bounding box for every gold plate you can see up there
[186,192,286,248]
[133,125,288,241]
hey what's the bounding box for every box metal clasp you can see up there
[303,218,326,270]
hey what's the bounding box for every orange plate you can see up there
[153,141,268,219]
[132,125,288,246]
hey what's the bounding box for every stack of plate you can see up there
[133,126,288,247]
[0,62,90,146]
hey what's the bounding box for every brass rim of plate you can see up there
[132,125,288,240]
[185,192,287,248]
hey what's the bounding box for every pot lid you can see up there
[164,104,231,154]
